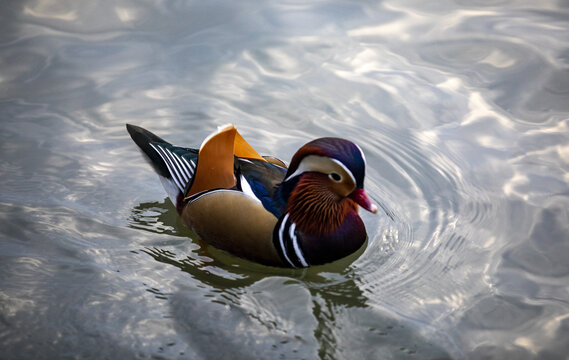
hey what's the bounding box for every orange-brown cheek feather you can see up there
[287,175,358,236]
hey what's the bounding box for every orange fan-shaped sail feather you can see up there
[185,125,266,198]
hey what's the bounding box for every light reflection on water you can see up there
[1,0,569,359]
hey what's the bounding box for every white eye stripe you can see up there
[283,164,307,182]
[355,143,366,167]
[284,155,355,185]
[329,158,356,186]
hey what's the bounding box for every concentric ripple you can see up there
[353,124,492,321]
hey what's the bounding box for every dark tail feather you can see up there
[127,124,200,209]
[126,124,171,178]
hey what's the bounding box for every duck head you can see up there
[279,137,377,236]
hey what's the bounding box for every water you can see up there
[1,0,568,359]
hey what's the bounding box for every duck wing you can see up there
[237,158,287,218]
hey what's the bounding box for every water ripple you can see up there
[2,0,569,358]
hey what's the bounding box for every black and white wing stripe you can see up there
[273,213,309,268]
[149,143,196,192]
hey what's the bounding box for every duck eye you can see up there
[329,172,342,182]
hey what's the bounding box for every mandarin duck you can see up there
[127,124,377,267]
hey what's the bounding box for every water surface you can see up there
[1,1,569,359]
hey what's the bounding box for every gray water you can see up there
[1,1,569,359]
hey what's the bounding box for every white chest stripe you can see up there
[289,222,308,267]
[278,214,295,267]
[276,213,309,268]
